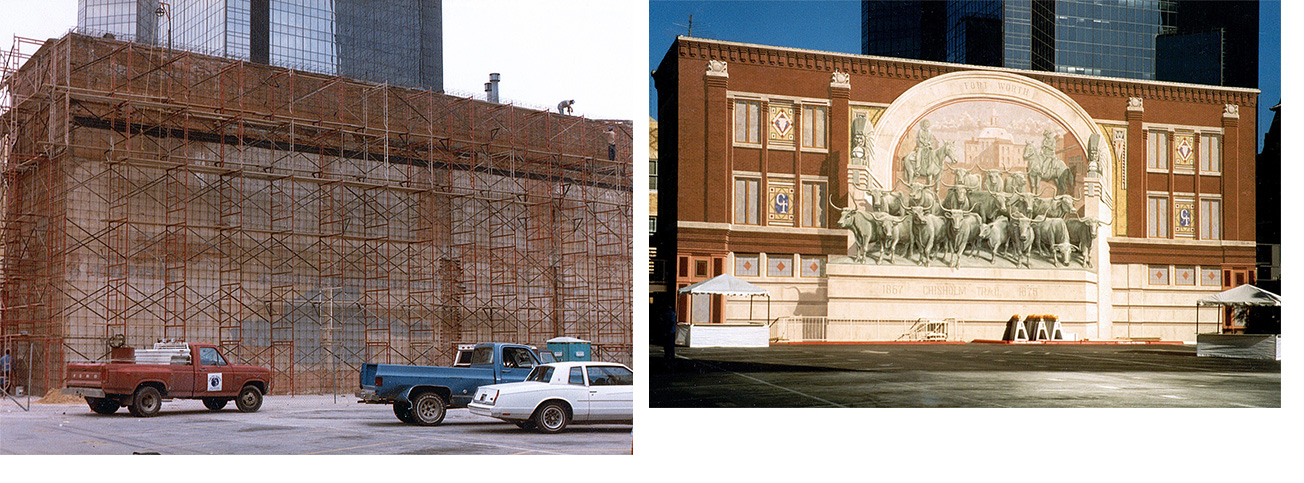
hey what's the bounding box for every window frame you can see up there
[1147,194,1170,238]
[734,99,763,146]
[801,105,828,150]
[800,180,827,228]
[1199,197,1222,240]
[734,176,761,225]
[1147,130,1169,171]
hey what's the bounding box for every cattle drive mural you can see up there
[838,100,1102,269]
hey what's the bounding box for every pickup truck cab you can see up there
[357,342,554,426]
[63,342,272,417]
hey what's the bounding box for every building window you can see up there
[1149,265,1170,285]
[801,181,826,228]
[649,158,658,191]
[767,255,793,277]
[734,177,760,225]
[735,100,762,145]
[649,216,657,234]
[1199,134,1221,173]
[1147,130,1168,170]
[1199,198,1221,240]
[1174,266,1197,285]
[735,254,760,277]
[694,259,709,278]
[1147,196,1169,238]
[801,105,827,149]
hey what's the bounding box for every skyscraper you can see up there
[862,0,1253,84]
[77,0,443,92]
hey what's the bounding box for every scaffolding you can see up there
[0,33,633,395]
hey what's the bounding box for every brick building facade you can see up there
[654,37,1257,343]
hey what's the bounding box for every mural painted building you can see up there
[652,37,1257,343]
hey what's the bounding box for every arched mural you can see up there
[839,71,1112,270]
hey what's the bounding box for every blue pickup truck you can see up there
[357,342,555,426]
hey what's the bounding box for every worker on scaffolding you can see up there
[607,127,617,161]
[557,99,575,115]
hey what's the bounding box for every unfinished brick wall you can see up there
[2,33,633,395]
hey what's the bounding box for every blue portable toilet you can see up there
[546,337,592,362]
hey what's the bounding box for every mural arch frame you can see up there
[860,70,1114,199]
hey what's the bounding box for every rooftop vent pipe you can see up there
[485,73,500,103]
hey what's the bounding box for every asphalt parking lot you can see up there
[649,343,1280,408]
[1,394,631,455]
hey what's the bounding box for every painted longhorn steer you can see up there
[978,215,1010,264]
[864,187,906,216]
[908,206,948,267]
[942,208,983,268]
[1066,217,1108,268]
[1034,217,1075,267]
[869,212,913,264]
[836,207,880,263]
[981,168,1005,193]
[948,167,982,190]
[1046,194,1079,218]
[1003,171,1028,194]
[1008,214,1040,268]
[902,179,942,216]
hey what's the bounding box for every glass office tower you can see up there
[76,0,442,92]
[862,0,1180,81]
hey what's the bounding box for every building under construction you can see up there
[0,33,633,396]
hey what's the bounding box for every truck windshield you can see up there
[526,366,554,382]
[469,346,494,366]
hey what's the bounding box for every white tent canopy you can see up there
[677,274,770,296]
[677,274,770,324]
[1197,284,1281,307]
[1195,284,1281,334]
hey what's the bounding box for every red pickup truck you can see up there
[63,342,272,417]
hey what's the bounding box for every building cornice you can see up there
[674,36,1259,108]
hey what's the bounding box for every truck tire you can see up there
[235,385,263,413]
[393,401,417,424]
[87,397,120,415]
[203,398,229,411]
[130,386,162,417]
[533,401,569,433]
[410,392,446,426]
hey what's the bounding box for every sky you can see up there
[648,0,1285,151]
[0,0,647,122]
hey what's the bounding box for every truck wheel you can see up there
[235,385,263,413]
[411,392,446,426]
[393,401,417,424]
[533,401,569,433]
[87,397,120,415]
[203,398,228,411]
[131,386,162,417]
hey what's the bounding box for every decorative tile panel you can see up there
[1201,267,1222,287]
[768,255,793,277]
[1174,199,1194,237]
[800,256,825,277]
[1149,265,1169,285]
[1174,133,1195,169]
[735,255,759,277]
[769,103,794,146]
[767,183,795,226]
[1174,266,1196,286]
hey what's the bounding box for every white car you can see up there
[468,361,633,433]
